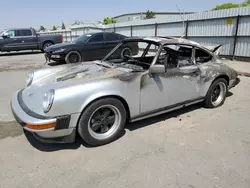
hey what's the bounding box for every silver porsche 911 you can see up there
[11,36,240,146]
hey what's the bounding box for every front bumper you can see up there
[229,77,240,89]
[45,52,65,62]
[11,91,76,143]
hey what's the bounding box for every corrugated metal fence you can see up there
[40,7,250,60]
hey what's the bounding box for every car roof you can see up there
[83,32,124,36]
[123,36,201,46]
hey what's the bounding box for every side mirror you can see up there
[149,64,166,74]
[1,33,10,39]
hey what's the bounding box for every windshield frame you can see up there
[102,39,161,61]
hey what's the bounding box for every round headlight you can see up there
[43,89,55,113]
[26,71,34,87]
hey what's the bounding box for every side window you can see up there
[6,30,16,37]
[88,33,104,43]
[18,29,32,36]
[195,48,213,64]
[105,33,119,41]
[156,44,193,68]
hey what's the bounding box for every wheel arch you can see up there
[212,74,229,86]
[76,94,131,128]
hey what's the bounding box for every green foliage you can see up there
[145,10,155,19]
[103,17,116,25]
[51,26,57,31]
[212,1,250,10]
[39,26,45,32]
[61,22,66,29]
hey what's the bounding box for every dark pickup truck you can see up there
[0,27,63,52]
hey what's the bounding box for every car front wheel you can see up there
[65,51,82,63]
[78,98,127,146]
[204,78,228,108]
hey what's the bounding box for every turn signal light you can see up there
[25,123,55,130]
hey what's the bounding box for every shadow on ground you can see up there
[0,51,43,56]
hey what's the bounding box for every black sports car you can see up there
[44,32,139,63]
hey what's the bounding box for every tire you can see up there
[203,78,228,108]
[41,42,53,52]
[121,47,132,59]
[65,51,82,64]
[78,98,127,146]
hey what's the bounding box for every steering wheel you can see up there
[124,54,135,61]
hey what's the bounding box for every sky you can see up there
[0,0,244,30]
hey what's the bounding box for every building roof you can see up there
[113,11,195,19]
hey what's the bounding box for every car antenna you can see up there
[176,5,186,39]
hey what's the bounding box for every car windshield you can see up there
[102,40,160,71]
[72,34,92,43]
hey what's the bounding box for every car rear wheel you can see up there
[65,51,82,63]
[203,78,228,108]
[78,98,127,146]
[42,42,53,52]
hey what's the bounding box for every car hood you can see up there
[21,61,141,114]
[44,43,76,52]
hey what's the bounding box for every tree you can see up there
[145,10,155,19]
[39,26,46,32]
[212,1,250,10]
[103,17,116,25]
[61,22,66,29]
[51,26,57,31]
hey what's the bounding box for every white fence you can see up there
[40,6,250,60]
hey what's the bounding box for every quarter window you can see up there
[195,48,213,63]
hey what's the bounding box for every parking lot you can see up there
[0,52,250,188]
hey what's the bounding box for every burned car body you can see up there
[11,37,240,146]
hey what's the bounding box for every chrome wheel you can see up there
[211,82,227,106]
[88,105,121,140]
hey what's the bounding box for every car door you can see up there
[140,44,203,114]
[103,33,121,56]
[84,33,105,60]
[16,29,38,50]
[0,30,21,51]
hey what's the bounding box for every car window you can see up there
[6,30,16,37]
[105,33,119,41]
[17,29,32,36]
[195,48,213,64]
[156,44,193,68]
[118,34,126,40]
[73,34,92,43]
[88,33,104,43]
